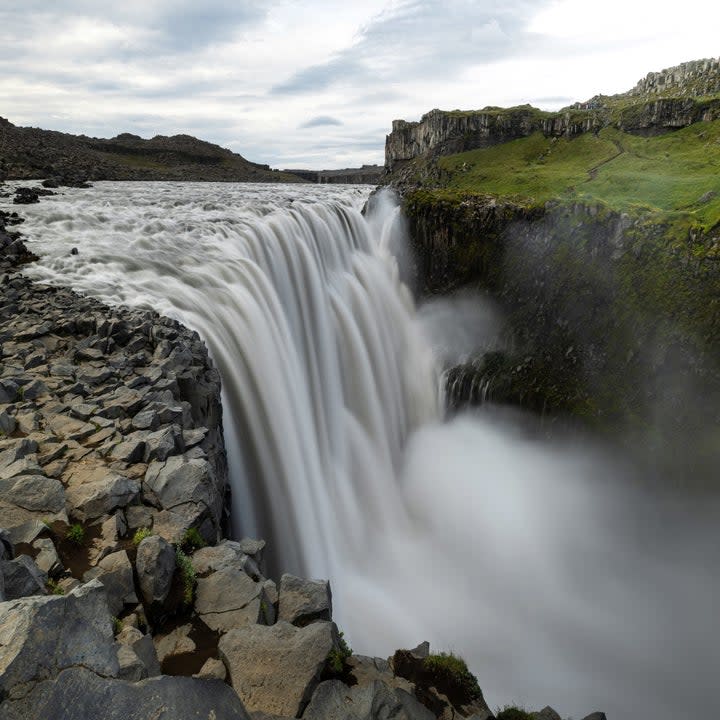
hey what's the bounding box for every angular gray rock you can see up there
[278,573,332,626]
[1,554,47,600]
[303,679,436,720]
[0,579,119,700]
[32,537,63,576]
[135,534,175,607]
[0,666,251,720]
[83,550,137,616]
[153,623,196,664]
[195,566,268,632]
[0,474,66,513]
[65,472,139,520]
[144,455,218,515]
[218,620,335,717]
[116,643,148,681]
[117,626,161,678]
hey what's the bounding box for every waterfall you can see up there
[11,181,439,578]
[7,180,719,720]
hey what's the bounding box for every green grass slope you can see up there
[435,122,720,234]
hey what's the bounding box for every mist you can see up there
[337,405,720,720]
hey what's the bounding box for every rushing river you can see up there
[3,181,718,720]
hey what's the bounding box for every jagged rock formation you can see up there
[0,117,300,182]
[628,57,720,97]
[385,57,720,170]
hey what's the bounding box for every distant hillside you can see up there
[0,117,301,182]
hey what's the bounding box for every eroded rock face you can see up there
[218,620,335,717]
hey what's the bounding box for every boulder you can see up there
[303,679,435,720]
[581,714,607,720]
[190,542,240,574]
[0,474,65,513]
[0,666,251,720]
[116,643,148,681]
[144,455,218,514]
[0,579,119,700]
[218,620,335,717]
[135,534,175,607]
[116,626,161,678]
[142,425,182,462]
[32,537,63,577]
[193,656,227,681]
[278,573,332,626]
[83,550,136,616]
[1,555,47,599]
[154,623,196,664]
[65,472,139,521]
[195,566,268,632]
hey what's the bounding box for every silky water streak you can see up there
[14,181,439,577]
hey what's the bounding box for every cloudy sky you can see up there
[1,0,718,169]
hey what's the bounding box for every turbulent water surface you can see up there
[4,181,718,720]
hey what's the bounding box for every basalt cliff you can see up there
[385,57,720,173]
[385,58,720,483]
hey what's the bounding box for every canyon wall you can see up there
[386,58,720,170]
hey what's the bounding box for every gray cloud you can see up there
[0,0,270,57]
[299,116,344,129]
[272,0,546,95]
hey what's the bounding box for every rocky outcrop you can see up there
[629,57,720,97]
[386,107,549,171]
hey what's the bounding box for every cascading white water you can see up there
[8,181,438,579]
[4,181,719,720]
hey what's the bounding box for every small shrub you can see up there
[496,705,534,720]
[175,549,196,605]
[65,523,85,546]
[327,631,352,674]
[112,616,123,635]
[46,579,64,595]
[132,527,152,546]
[181,527,206,553]
[423,652,482,703]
